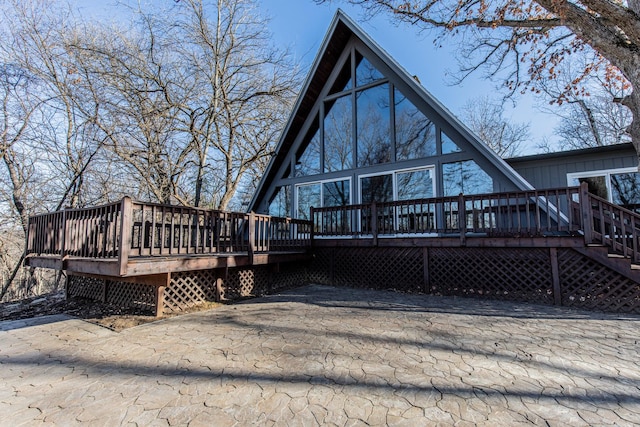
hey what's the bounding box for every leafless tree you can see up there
[461,96,530,157]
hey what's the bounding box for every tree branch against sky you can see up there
[320,0,640,160]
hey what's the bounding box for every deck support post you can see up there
[118,197,133,276]
[549,247,562,306]
[153,272,170,317]
[579,182,593,244]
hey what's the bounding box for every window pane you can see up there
[395,88,436,160]
[357,83,391,167]
[329,55,352,94]
[355,51,383,87]
[397,169,434,200]
[441,130,461,154]
[297,184,321,220]
[611,172,640,205]
[324,96,353,172]
[578,176,608,200]
[442,160,493,196]
[295,116,321,177]
[360,174,393,204]
[268,186,291,217]
[323,180,350,207]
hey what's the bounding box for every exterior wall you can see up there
[507,143,637,189]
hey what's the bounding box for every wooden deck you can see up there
[23,183,640,315]
[25,199,313,278]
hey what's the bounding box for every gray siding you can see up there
[507,144,638,189]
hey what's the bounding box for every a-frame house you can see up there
[22,11,640,316]
[250,10,533,222]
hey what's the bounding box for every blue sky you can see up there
[70,0,560,153]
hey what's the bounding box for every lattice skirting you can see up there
[67,262,310,315]
[67,276,156,313]
[311,246,640,313]
[557,249,640,313]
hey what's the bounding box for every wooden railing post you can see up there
[118,197,132,276]
[578,182,593,244]
[60,208,68,262]
[309,206,315,245]
[458,193,466,246]
[248,211,256,264]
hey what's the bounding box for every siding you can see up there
[507,144,638,189]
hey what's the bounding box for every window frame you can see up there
[567,167,640,204]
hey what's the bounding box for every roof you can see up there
[249,11,535,211]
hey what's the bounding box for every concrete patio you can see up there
[1,284,639,426]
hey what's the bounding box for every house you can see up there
[24,11,640,316]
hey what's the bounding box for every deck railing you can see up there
[26,198,313,269]
[27,184,640,270]
[312,186,582,241]
[584,191,640,264]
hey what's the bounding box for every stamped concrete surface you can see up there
[1,284,639,426]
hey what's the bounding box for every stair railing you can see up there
[581,182,640,264]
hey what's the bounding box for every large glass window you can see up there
[324,95,353,172]
[323,180,350,207]
[268,186,291,217]
[357,83,391,167]
[360,174,393,204]
[442,160,493,196]
[397,169,434,200]
[295,116,321,177]
[297,184,321,220]
[394,88,436,161]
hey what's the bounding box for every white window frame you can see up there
[295,176,352,219]
[358,166,436,235]
[567,167,639,203]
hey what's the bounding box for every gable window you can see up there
[441,130,461,154]
[568,168,640,209]
[324,95,353,172]
[355,51,384,87]
[357,83,391,167]
[394,88,436,161]
[295,115,321,177]
[442,160,493,196]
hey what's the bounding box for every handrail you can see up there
[584,188,640,264]
[312,186,582,240]
[25,199,313,270]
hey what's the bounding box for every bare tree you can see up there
[538,54,632,149]
[461,96,530,157]
[171,0,299,209]
[320,0,640,161]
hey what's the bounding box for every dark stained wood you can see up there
[549,247,561,305]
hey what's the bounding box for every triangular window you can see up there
[355,51,383,87]
[329,54,352,94]
[441,131,462,154]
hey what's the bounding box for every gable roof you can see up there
[249,10,533,212]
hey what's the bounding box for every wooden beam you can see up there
[118,197,133,276]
